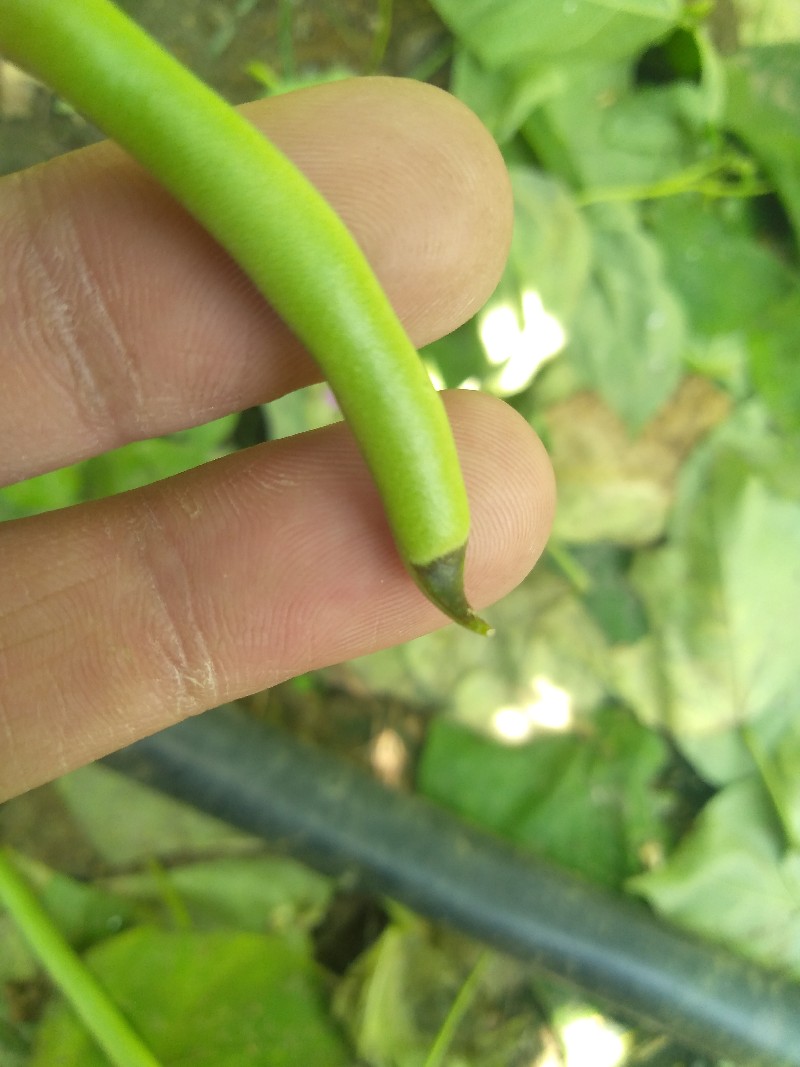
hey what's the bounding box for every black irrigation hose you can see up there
[103,705,800,1066]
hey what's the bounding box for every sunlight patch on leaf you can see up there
[472,167,589,396]
[478,290,566,396]
[490,676,574,745]
[330,570,611,739]
[551,1008,630,1067]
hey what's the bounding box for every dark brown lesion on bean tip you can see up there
[410,545,494,636]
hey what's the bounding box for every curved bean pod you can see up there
[1,0,491,634]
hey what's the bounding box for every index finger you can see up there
[0,77,512,485]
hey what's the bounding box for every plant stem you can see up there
[369,0,394,73]
[0,848,162,1067]
[423,952,488,1067]
[576,153,772,206]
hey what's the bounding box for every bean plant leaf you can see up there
[770,719,800,851]
[337,920,542,1066]
[430,0,679,70]
[417,706,671,889]
[569,543,650,645]
[56,764,255,865]
[0,858,135,984]
[448,46,565,144]
[724,44,800,248]
[625,408,800,750]
[502,167,592,330]
[334,569,612,731]
[645,195,796,337]
[29,928,351,1067]
[564,203,685,430]
[629,778,800,979]
[748,289,800,432]
[523,62,714,192]
[106,855,332,934]
[421,320,489,389]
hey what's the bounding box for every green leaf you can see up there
[417,706,670,888]
[0,859,135,987]
[544,377,731,547]
[0,464,83,521]
[771,721,800,850]
[627,410,800,745]
[524,64,714,192]
[565,204,685,430]
[449,46,565,143]
[56,764,255,865]
[77,416,237,500]
[571,543,649,644]
[337,921,534,1067]
[265,383,341,440]
[18,860,135,951]
[646,195,796,337]
[629,778,800,978]
[336,925,423,1067]
[107,856,331,934]
[748,289,800,431]
[29,928,351,1067]
[430,0,679,71]
[724,45,800,248]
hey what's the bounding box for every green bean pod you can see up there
[1,0,491,634]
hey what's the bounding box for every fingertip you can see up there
[444,389,556,608]
[243,76,513,342]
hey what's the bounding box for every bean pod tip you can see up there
[411,547,494,637]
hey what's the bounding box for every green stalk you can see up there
[0,848,162,1067]
[423,952,488,1067]
[576,152,771,206]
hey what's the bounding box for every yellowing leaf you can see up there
[547,378,730,544]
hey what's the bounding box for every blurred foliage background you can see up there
[2,0,800,1064]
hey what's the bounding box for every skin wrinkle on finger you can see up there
[0,393,554,799]
[15,164,145,451]
[0,147,280,484]
[0,78,512,485]
[0,501,221,787]
[129,496,221,707]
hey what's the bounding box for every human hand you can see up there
[0,78,555,800]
